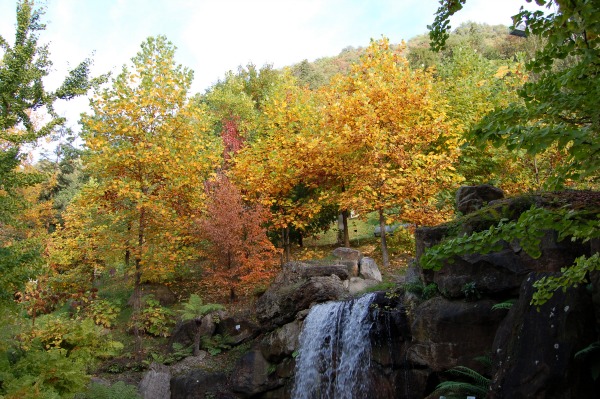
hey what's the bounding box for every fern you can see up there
[492,299,516,311]
[575,341,600,380]
[433,365,490,398]
[575,342,600,359]
[180,294,224,322]
[435,380,489,397]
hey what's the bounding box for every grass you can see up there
[303,213,377,247]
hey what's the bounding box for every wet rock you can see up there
[490,272,598,398]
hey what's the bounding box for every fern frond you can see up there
[575,341,600,360]
[474,354,492,368]
[492,299,516,311]
[434,381,488,397]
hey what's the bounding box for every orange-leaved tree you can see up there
[323,38,462,266]
[80,36,220,352]
[198,174,277,302]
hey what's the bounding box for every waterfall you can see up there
[292,293,376,399]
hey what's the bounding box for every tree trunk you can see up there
[342,209,350,247]
[133,206,146,361]
[193,320,202,356]
[379,208,389,267]
[282,226,291,263]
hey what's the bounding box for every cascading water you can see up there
[291,293,376,399]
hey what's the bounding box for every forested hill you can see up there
[289,22,533,89]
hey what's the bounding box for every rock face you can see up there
[162,190,599,399]
[490,272,598,399]
[260,320,301,363]
[256,252,383,329]
[359,257,382,281]
[404,190,600,398]
[456,184,504,215]
[170,369,228,399]
[230,349,282,397]
[256,273,347,328]
[409,297,505,372]
[139,363,171,399]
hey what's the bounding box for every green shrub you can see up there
[462,282,481,301]
[0,347,89,398]
[386,227,416,255]
[405,280,439,300]
[75,380,141,399]
[133,296,175,337]
[201,334,232,356]
[87,299,121,328]
[179,294,224,322]
[22,314,123,363]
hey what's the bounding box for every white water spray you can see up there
[292,293,376,399]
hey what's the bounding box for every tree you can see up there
[0,0,101,300]
[323,38,462,266]
[426,0,600,303]
[232,73,332,261]
[1,0,101,218]
[430,0,599,187]
[80,36,220,354]
[198,175,277,302]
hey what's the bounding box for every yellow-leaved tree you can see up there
[80,36,220,352]
[323,38,462,266]
[232,73,330,261]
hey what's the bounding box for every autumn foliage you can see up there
[198,175,278,302]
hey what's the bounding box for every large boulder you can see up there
[409,297,505,372]
[256,266,347,328]
[433,249,530,298]
[456,184,504,215]
[332,247,363,262]
[170,369,229,399]
[139,363,171,399]
[296,264,350,280]
[432,230,590,299]
[490,272,598,398]
[230,349,282,397]
[215,315,259,345]
[359,257,382,282]
[260,320,302,363]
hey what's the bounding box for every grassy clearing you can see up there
[295,212,414,281]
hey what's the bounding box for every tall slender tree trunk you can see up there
[133,206,146,361]
[342,209,350,247]
[227,251,236,303]
[283,226,291,263]
[379,208,389,267]
[341,184,350,247]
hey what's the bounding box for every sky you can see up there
[0,0,534,148]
